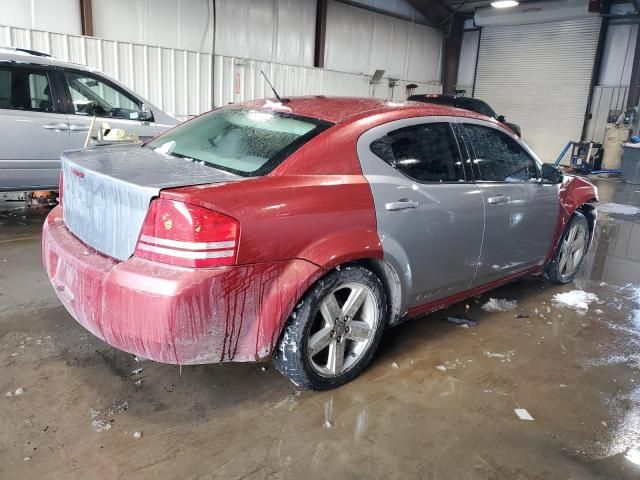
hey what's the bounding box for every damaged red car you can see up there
[43,97,597,390]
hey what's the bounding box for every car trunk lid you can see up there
[61,144,242,261]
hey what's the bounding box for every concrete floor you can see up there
[1,178,639,480]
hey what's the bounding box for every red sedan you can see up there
[43,97,597,389]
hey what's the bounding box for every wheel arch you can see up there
[353,258,405,326]
[577,200,597,241]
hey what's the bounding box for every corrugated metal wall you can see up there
[0,0,81,35]
[585,86,629,143]
[93,0,215,53]
[217,55,441,107]
[324,0,442,83]
[1,25,441,120]
[215,0,317,66]
[583,20,637,143]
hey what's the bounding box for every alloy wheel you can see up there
[306,282,379,377]
[558,221,587,278]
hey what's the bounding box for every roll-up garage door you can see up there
[473,17,602,163]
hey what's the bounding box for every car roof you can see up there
[239,96,490,124]
[0,46,99,72]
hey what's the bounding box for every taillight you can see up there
[134,199,239,268]
[58,170,63,205]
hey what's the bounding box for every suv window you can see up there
[463,124,537,182]
[0,67,53,112]
[370,122,464,182]
[64,71,144,120]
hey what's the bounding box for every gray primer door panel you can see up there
[457,119,560,286]
[62,144,241,261]
[473,182,559,285]
[357,117,484,311]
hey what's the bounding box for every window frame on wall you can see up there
[58,68,152,122]
[457,121,541,183]
[369,121,469,184]
[0,63,64,115]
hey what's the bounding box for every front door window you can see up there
[64,71,145,121]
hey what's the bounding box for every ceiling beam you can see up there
[406,0,456,26]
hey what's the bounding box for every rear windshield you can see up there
[146,108,332,176]
[454,98,496,118]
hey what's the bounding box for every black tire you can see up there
[274,264,388,390]
[547,212,590,284]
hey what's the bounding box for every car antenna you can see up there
[260,70,289,103]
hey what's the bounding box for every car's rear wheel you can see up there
[547,212,590,284]
[274,265,387,390]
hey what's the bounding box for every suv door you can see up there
[59,69,159,147]
[458,120,559,286]
[0,64,70,190]
[357,118,484,311]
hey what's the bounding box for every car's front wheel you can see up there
[274,265,387,390]
[547,212,590,284]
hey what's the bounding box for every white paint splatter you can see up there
[481,298,517,313]
[91,419,112,432]
[552,290,598,313]
[514,408,534,421]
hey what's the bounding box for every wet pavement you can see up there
[1,178,640,479]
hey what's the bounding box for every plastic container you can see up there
[621,144,640,184]
[602,124,630,169]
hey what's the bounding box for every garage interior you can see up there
[1,0,640,478]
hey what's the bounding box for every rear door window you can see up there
[463,124,538,182]
[0,66,54,112]
[146,108,332,176]
[370,122,465,182]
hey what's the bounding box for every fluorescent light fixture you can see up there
[491,0,519,8]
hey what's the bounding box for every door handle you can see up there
[487,195,511,204]
[43,123,69,131]
[69,124,90,132]
[385,200,419,211]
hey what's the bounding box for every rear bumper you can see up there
[42,206,321,364]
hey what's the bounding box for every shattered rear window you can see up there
[146,108,332,176]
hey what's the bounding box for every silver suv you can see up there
[0,47,178,191]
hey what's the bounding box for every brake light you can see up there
[58,170,63,205]
[134,199,239,268]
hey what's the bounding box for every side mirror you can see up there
[541,163,563,184]
[497,114,506,123]
[139,104,153,122]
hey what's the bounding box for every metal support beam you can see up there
[626,18,640,110]
[314,0,328,68]
[441,14,464,94]
[79,0,93,37]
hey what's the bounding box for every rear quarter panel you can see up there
[161,174,381,267]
